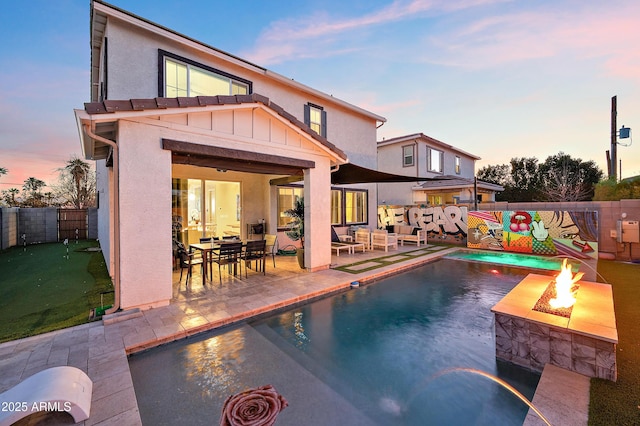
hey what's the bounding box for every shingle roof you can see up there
[83,93,347,160]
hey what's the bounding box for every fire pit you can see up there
[491,261,618,381]
[532,259,584,318]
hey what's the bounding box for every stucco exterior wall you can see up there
[102,17,381,231]
[96,160,113,275]
[102,18,379,162]
[117,121,173,309]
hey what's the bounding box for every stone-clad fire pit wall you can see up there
[491,274,618,381]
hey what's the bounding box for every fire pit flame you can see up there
[549,259,583,309]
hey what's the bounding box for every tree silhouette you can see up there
[22,177,46,207]
[54,157,96,208]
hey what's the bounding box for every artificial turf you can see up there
[589,260,640,426]
[0,240,114,343]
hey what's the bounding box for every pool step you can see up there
[102,308,143,325]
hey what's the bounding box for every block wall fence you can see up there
[0,208,98,250]
[378,200,639,262]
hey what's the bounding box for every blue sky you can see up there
[1,0,639,191]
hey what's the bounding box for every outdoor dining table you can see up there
[190,240,245,284]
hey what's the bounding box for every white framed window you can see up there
[304,103,327,137]
[455,156,461,174]
[403,145,414,167]
[161,51,250,97]
[427,147,444,173]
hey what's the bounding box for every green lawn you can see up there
[589,260,640,425]
[0,240,114,343]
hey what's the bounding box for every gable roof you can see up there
[77,93,348,163]
[378,133,481,160]
[91,0,386,124]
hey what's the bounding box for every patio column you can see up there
[304,160,331,271]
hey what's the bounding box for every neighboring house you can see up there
[75,0,385,310]
[377,133,503,206]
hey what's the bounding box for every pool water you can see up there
[446,249,577,272]
[129,259,543,425]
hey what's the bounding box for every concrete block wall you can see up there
[18,208,58,244]
[88,208,98,240]
[478,200,640,261]
[0,208,19,250]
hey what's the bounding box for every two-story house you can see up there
[377,133,503,206]
[75,0,385,310]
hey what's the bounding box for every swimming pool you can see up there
[129,259,543,425]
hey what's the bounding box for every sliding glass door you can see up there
[172,178,240,245]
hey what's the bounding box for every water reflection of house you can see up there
[75,1,385,310]
[377,133,503,206]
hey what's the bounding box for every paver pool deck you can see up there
[0,246,591,425]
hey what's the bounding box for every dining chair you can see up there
[241,239,266,277]
[264,234,278,268]
[211,242,243,284]
[176,245,203,285]
[200,237,219,243]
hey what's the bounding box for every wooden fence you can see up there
[58,209,88,241]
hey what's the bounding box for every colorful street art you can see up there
[468,210,599,259]
[377,205,599,258]
[378,205,468,244]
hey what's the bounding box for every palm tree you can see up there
[60,157,92,208]
[7,188,19,206]
[0,167,7,178]
[22,177,47,207]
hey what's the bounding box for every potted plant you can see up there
[284,197,305,269]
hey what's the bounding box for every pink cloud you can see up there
[422,3,640,81]
[243,0,509,65]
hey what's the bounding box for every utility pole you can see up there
[610,96,617,181]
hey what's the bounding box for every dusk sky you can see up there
[1,0,639,192]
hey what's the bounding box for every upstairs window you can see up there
[427,147,444,173]
[455,156,461,174]
[161,50,250,97]
[304,103,327,138]
[403,145,414,167]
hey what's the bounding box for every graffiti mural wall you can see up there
[378,205,468,244]
[468,210,599,259]
[377,205,599,258]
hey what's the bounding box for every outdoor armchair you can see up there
[371,229,398,252]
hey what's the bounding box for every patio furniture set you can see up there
[331,226,427,256]
[175,235,278,285]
